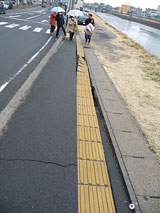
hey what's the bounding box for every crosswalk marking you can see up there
[19,25,32,30]
[46,29,50,34]
[0,22,8,26]
[5,23,20,28]
[1,22,56,35]
[41,20,48,23]
[33,27,43,32]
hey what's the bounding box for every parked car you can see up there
[41,1,46,7]
[4,0,13,9]
[0,1,5,14]
[0,1,8,9]
[83,11,89,16]
[78,15,88,25]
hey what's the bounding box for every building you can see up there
[74,0,84,10]
[146,8,157,17]
[119,4,130,14]
[106,5,112,12]
[157,5,160,15]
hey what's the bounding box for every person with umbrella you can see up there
[56,13,66,38]
[49,11,57,35]
[68,16,77,41]
[67,10,83,17]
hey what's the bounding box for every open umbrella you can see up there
[51,7,65,13]
[67,10,84,17]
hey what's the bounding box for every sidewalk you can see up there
[78,32,160,212]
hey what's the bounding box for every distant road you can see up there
[0,6,54,113]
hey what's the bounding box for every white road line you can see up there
[0,22,8,25]
[46,29,50,34]
[0,36,52,94]
[9,15,21,18]
[1,16,49,25]
[19,25,31,30]
[33,27,42,32]
[26,15,41,20]
[0,36,63,136]
[36,9,45,13]
[6,10,45,16]
[5,23,19,28]
[0,82,8,93]
[6,11,30,15]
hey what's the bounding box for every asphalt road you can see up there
[0,23,77,212]
[0,5,56,112]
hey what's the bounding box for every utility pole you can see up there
[68,0,75,11]
[71,0,75,10]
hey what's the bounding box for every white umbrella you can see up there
[67,10,84,17]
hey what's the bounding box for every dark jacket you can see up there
[85,18,95,26]
[56,13,65,27]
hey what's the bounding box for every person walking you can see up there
[84,18,95,45]
[49,11,57,35]
[56,13,66,38]
[85,14,95,26]
[68,16,77,41]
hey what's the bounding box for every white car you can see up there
[0,1,9,9]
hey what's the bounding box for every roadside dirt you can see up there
[78,14,160,160]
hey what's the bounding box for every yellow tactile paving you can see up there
[77,35,115,212]
[77,78,91,85]
[77,90,93,99]
[78,160,111,186]
[78,141,105,161]
[78,185,115,213]
[77,79,91,87]
[77,126,102,142]
[77,74,90,80]
[77,37,85,57]
[77,67,89,73]
[77,77,90,84]
[77,114,99,127]
[77,63,88,70]
[77,97,95,107]
[77,105,97,116]
[77,85,91,92]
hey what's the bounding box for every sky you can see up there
[84,0,160,10]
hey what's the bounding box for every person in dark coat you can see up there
[56,13,66,38]
[85,14,95,26]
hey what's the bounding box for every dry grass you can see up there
[80,12,160,161]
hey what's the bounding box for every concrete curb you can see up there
[0,35,64,136]
[78,32,141,212]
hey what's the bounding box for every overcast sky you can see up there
[84,0,160,10]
